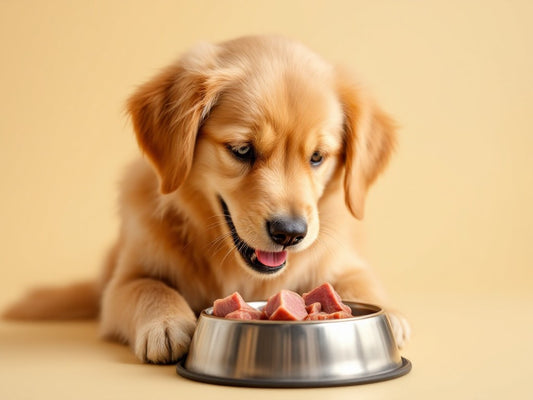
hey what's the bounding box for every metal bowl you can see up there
[177,301,411,387]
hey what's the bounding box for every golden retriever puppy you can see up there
[4,35,410,363]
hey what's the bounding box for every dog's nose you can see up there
[267,216,308,247]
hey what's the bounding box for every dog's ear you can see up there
[127,43,228,194]
[336,71,397,219]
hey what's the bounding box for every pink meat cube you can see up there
[265,290,308,321]
[302,283,352,315]
[213,292,253,317]
[306,302,322,314]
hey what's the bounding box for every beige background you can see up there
[1,1,532,399]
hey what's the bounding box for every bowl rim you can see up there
[201,300,385,325]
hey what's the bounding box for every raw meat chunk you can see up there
[305,302,322,314]
[213,292,255,317]
[265,290,308,321]
[302,283,352,315]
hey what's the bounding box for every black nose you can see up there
[267,216,308,247]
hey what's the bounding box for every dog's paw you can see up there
[386,311,411,349]
[134,318,196,364]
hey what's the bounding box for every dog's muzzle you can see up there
[219,197,305,274]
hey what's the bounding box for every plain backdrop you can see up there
[0,1,532,398]
[1,0,531,303]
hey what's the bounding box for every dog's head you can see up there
[128,36,396,277]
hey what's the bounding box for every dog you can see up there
[3,35,410,363]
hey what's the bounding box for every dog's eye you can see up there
[310,151,324,167]
[229,144,255,162]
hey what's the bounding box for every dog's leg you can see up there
[100,277,196,364]
[332,268,411,349]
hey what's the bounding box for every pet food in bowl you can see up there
[177,283,411,387]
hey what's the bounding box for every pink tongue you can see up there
[255,250,288,268]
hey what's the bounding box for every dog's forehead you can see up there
[243,65,342,129]
[206,75,344,150]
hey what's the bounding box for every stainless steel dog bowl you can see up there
[177,301,411,387]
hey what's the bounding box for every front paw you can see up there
[386,311,411,349]
[134,317,196,364]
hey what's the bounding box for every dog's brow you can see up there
[319,129,344,152]
[210,125,252,141]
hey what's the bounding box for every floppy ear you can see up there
[337,72,397,219]
[127,43,227,194]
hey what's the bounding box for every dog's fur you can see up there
[3,35,410,363]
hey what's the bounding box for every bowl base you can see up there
[176,357,411,388]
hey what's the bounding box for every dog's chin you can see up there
[219,197,288,276]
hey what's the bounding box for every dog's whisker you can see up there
[205,231,234,256]
[209,237,233,257]
[219,242,240,266]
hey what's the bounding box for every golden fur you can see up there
[4,35,410,363]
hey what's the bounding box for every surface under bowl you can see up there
[177,301,411,387]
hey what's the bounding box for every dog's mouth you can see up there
[219,197,287,274]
